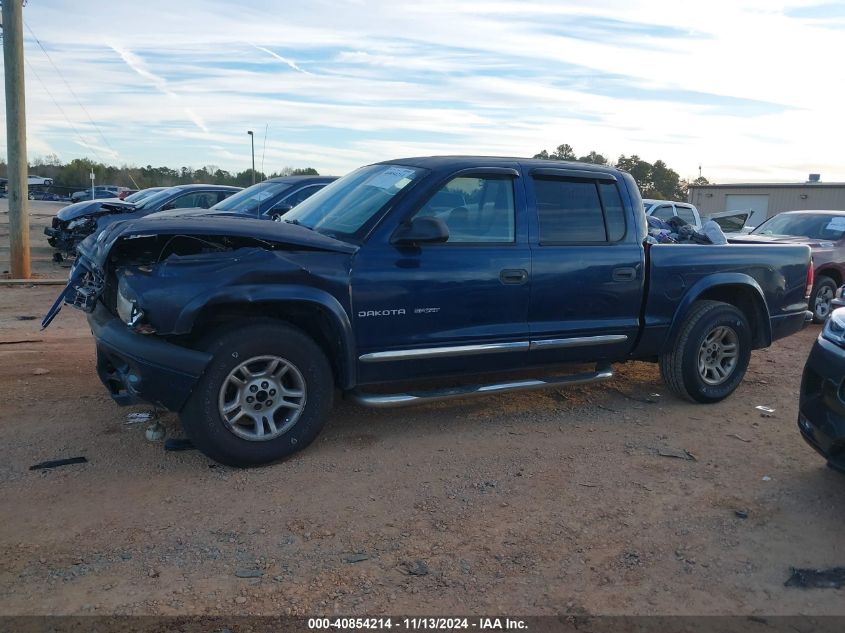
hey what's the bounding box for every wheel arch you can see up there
[176,286,356,389]
[664,274,771,353]
[815,267,842,287]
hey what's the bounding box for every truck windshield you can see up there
[283,164,425,239]
[752,213,845,240]
[211,181,292,215]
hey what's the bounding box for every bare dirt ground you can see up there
[1,201,844,617]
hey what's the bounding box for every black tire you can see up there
[810,275,837,323]
[180,320,333,467]
[659,300,751,403]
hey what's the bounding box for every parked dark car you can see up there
[28,191,66,202]
[70,186,122,203]
[43,156,812,467]
[45,184,241,253]
[799,307,845,472]
[44,187,164,251]
[730,210,845,322]
[202,176,337,220]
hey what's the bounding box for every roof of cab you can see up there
[168,184,243,192]
[381,155,622,176]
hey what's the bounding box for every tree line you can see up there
[0,154,320,192]
[533,144,709,200]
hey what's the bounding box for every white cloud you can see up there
[1,0,841,183]
[252,45,312,75]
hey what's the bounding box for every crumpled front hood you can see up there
[56,199,136,222]
[142,208,251,220]
[78,213,357,269]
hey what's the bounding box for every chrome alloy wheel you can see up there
[814,284,834,320]
[697,326,738,386]
[217,355,306,441]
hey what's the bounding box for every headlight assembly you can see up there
[116,284,144,327]
[822,308,845,347]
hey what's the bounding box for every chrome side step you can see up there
[349,364,614,408]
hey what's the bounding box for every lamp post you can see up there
[247,130,255,185]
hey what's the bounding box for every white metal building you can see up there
[688,176,845,228]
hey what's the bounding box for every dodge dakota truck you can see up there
[42,157,813,467]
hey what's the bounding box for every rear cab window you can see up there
[675,205,697,225]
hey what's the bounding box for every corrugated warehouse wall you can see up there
[688,184,845,227]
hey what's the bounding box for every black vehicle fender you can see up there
[174,284,357,389]
[662,273,771,353]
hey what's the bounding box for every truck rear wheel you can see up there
[659,300,751,403]
[181,321,333,467]
[810,275,836,323]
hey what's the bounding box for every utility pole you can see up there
[2,0,31,278]
[247,130,255,185]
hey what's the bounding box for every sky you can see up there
[3,0,845,183]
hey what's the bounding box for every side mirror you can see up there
[162,203,176,211]
[391,216,449,246]
[270,203,293,215]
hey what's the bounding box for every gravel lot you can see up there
[1,200,844,616]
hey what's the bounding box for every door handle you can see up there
[612,267,637,282]
[500,269,528,285]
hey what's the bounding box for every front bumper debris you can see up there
[44,216,96,253]
[41,257,106,329]
[88,303,212,411]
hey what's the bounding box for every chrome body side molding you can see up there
[359,335,628,362]
[359,341,529,363]
[529,334,628,350]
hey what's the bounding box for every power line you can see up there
[23,19,140,188]
[23,56,106,163]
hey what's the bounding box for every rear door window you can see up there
[533,178,627,243]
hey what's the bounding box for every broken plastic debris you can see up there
[125,412,153,425]
[755,405,776,418]
[762,475,772,481]
[145,422,166,442]
[785,567,845,589]
[30,456,88,470]
[657,448,697,461]
[345,553,370,564]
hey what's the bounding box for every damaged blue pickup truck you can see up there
[43,157,813,466]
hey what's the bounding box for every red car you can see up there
[730,210,845,322]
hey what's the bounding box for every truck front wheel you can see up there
[181,321,334,467]
[659,300,751,403]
